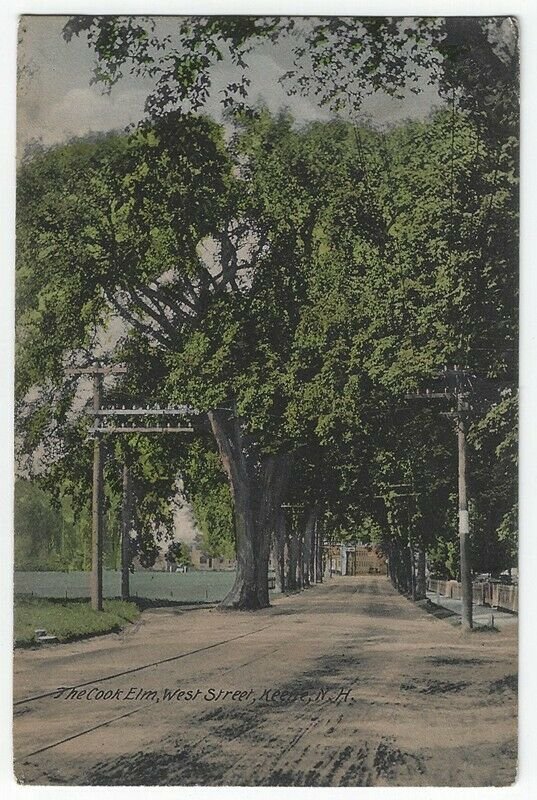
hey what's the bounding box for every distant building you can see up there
[323,542,386,576]
[189,543,236,571]
[134,541,235,572]
[344,543,386,575]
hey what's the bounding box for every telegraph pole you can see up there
[457,392,473,628]
[121,461,133,601]
[92,403,195,606]
[406,365,475,629]
[67,364,197,610]
[66,365,127,611]
[91,372,104,610]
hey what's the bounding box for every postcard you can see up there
[14,14,518,787]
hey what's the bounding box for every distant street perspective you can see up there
[14,576,517,787]
[15,15,518,788]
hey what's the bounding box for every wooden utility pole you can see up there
[121,462,133,601]
[67,365,196,610]
[457,392,473,629]
[66,365,127,611]
[91,372,104,610]
[406,365,475,629]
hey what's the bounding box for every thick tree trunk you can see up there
[408,540,416,600]
[389,541,397,586]
[315,519,323,583]
[255,453,291,607]
[310,521,317,583]
[396,540,405,591]
[416,544,427,600]
[209,409,260,609]
[386,543,391,583]
[311,524,317,583]
[273,506,286,593]
[283,533,290,591]
[401,542,410,594]
[386,509,400,589]
[296,529,304,589]
[287,530,299,590]
[221,475,260,609]
[309,527,316,584]
[385,540,394,585]
[208,409,291,610]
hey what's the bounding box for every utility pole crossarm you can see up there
[94,407,197,416]
[405,392,452,400]
[374,493,421,499]
[92,426,194,434]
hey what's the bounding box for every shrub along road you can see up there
[13,576,517,786]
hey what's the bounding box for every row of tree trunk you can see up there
[119,413,430,612]
[272,503,323,594]
[208,409,330,609]
[385,536,426,601]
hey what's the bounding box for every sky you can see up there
[17,15,445,155]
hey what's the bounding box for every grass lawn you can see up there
[14,596,141,647]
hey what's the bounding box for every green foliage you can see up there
[62,17,517,137]
[468,391,518,573]
[14,479,62,570]
[276,110,517,570]
[165,541,191,568]
[15,100,517,580]
[15,479,94,571]
[184,442,235,559]
[428,536,460,580]
[16,114,234,394]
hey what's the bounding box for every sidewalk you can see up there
[426,591,518,628]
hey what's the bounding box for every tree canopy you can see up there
[16,14,518,607]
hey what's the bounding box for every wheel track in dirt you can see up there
[14,622,277,760]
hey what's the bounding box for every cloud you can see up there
[19,85,148,149]
[17,15,443,155]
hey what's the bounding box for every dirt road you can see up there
[13,576,517,786]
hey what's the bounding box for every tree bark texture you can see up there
[272,506,286,593]
[315,519,323,584]
[416,544,427,600]
[208,408,291,610]
[287,529,300,591]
